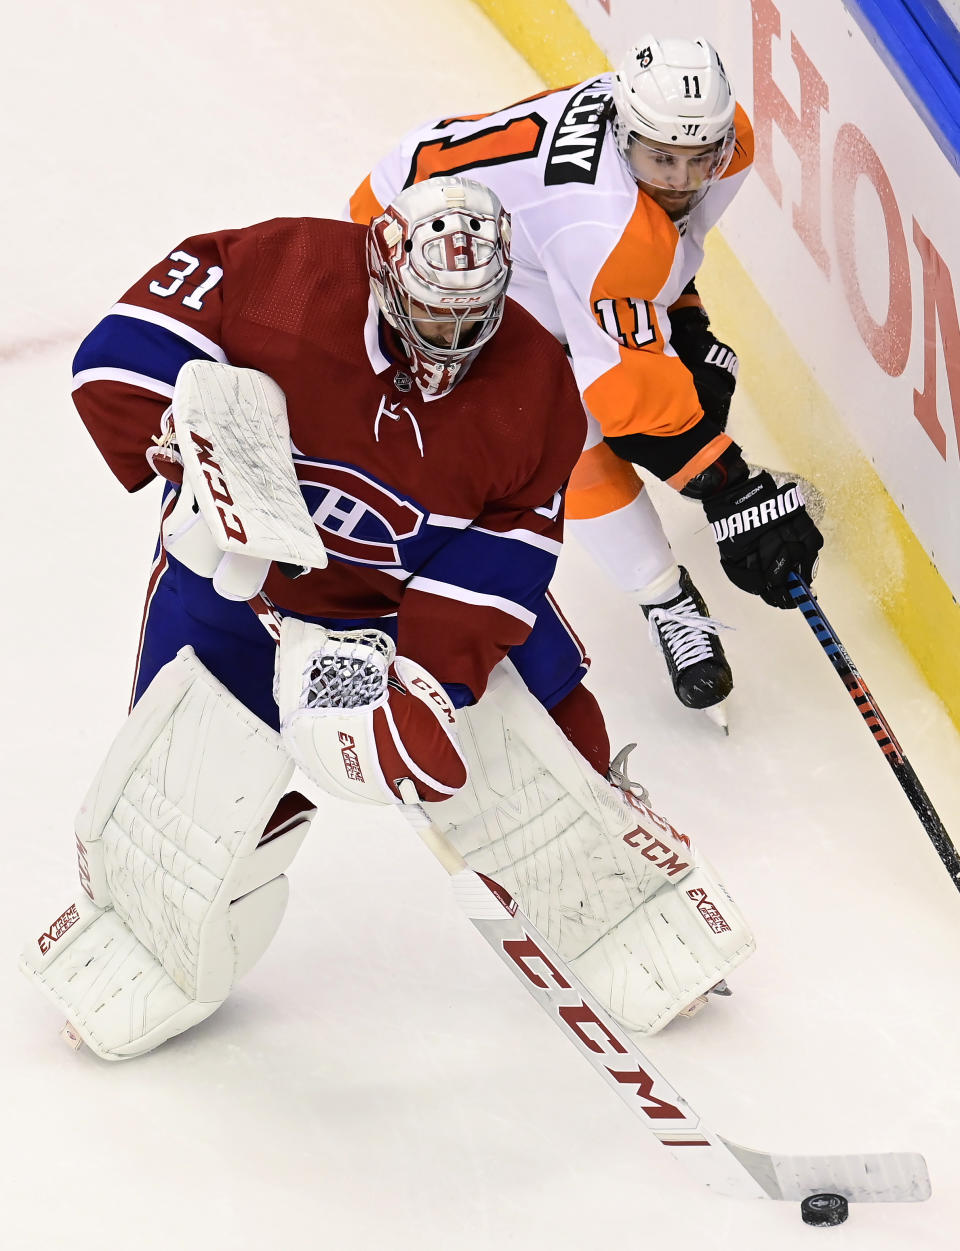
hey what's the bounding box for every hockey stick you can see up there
[394,799,929,1204]
[252,590,929,1204]
[788,573,960,895]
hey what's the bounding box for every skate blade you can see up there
[701,701,729,735]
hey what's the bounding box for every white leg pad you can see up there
[424,662,755,1034]
[19,649,315,1059]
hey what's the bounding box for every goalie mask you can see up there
[611,36,737,219]
[367,176,512,398]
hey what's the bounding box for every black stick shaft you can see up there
[788,574,960,893]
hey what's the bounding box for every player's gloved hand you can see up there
[704,471,823,609]
[276,619,468,806]
[145,407,185,484]
[669,305,738,431]
[146,410,271,602]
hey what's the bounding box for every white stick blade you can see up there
[721,1138,931,1202]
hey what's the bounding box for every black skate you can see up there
[642,567,733,727]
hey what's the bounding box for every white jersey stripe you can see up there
[472,525,563,556]
[71,367,175,398]
[406,576,537,629]
[427,514,473,530]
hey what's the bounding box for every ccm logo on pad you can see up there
[190,431,248,544]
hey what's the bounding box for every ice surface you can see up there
[2,3,959,1248]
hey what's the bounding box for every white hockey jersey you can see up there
[351,75,754,516]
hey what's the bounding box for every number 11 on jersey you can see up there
[592,297,656,349]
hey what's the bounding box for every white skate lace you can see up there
[646,599,731,671]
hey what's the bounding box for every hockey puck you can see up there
[801,1193,849,1227]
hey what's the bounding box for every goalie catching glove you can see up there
[276,617,468,805]
[705,469,823,609]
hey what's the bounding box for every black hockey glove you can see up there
[669,304,738,431]
[704,471,823,609]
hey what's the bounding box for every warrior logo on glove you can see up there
[709,481,804,540]
[704,471,823,609]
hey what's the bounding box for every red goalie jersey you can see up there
[71,217,587,706]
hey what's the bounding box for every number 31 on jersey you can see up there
[149,250,223,311]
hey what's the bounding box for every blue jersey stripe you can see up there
[415,525,558,610]
[72,315,216,387]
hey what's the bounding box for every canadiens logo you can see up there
[296,459,425,567]
[544,79,609,187]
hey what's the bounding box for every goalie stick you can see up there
[789,573,960,897]
[251,590,929,1205]
[397,798,929,1204]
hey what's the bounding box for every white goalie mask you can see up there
[611,36,737,216]
[367,176,512,398]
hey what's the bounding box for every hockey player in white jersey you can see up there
[351,35,824,723]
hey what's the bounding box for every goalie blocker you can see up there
[19,648,314,1060]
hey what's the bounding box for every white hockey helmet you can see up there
[611,36,737,196]
[367,176,512,398]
